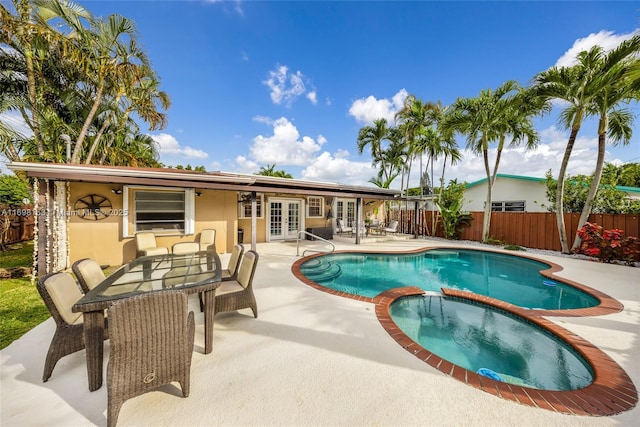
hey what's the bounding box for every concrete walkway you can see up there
[1,238,638,426]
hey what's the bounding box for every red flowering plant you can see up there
[575,222,640,265]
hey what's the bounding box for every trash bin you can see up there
[237,228,244,243]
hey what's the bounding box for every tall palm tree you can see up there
[357,118,397,185]
[70,14,149,163]
[532,48,604,253]
[1,0,90,158]
[449,80,543,242]
[571,36,640,251]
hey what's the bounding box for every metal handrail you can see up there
[296,230,335,257]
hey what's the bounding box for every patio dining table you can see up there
[72,250,222,391]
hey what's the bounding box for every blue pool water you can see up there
[299,249,599,310]
[390,295,594,390]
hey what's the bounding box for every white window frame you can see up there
[238,192,264,218]
[122,185,194,237]
[306,196,324,218]
[490,200,526,212]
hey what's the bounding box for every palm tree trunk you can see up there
[71,82,105,163]
[84,114,113,164]
[571,125,606,251]
[556,126,581,253]
[482,147,493,242]
[24,49,44,157]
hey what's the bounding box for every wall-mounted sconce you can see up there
[111,188,122,195]
[195,191,203,197]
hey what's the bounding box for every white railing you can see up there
[296,230,335,257]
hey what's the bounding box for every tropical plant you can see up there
[0,174,31,206]
[571,36,640,251]
[357,118,399,186]
[0,0,168,167]
[543,170,632,214]
[448,81,544,242]
[575,222,640,265]
[257,164,293,178]
[435,179,471,239]
[533,46,610,252]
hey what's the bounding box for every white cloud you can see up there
[263,65,317,106]
[306,91,318,105]
[235,155,260,174]
[555,30,639,68]
[301,151,379,186]
[249,117,325,166]
[0,111,33,137]
[151,133,209,159]
[442,125,617,184]
[348,89,408,124]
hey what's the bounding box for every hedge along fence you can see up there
[1,206,35,247]
[389,210,639,252]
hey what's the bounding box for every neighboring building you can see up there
[462,173,640,213]
[8,162,398,273]
[463,174,549,213]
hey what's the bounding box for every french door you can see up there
[335,199,356,227]
[268,199,303,241]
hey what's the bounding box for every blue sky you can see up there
[3,1,640,187]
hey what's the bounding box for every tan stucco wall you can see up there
[68,184,240,267]
[68,182,127,266]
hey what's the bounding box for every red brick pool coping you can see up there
[291,247,637,416]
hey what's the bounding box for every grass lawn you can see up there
[0,241,49,350]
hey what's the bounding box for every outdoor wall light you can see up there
[195,191,203,197]
[111,188,122,195]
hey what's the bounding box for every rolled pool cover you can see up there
[477,368,504,382]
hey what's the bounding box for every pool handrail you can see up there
[296,230,335,257]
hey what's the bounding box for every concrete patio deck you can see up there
[1,237,638,426]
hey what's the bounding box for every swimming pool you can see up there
[298,248,599,310]
[390,294,593,390]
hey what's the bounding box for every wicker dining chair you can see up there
[198,228,216,252]
[72,258,106,293]
[215,250,259,318]
[135,232,169,257]
[37,272,107,382]
[107,291,195,427]
[222,244,244,281]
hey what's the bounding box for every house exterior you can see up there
[8,162,399,274]
[463,174,550,213]
[463,173,640,213]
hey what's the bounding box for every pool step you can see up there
[300,260,342,281]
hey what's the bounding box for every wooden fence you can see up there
[389,209,639,252]
[1,206,35,246]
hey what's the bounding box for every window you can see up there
[238,193,264,218]
[124,186,194,236]
[306,196,324,218]
[491,201,525,212]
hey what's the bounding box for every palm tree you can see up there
[70,14,149,163]
[532,48,604,253]
[257,164,293,178]
[86,64,170,164]
[357,118,398,185]
[571,36,640,251]
[449,81,543,242]
[1,0,90,158]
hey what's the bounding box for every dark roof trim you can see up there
[8,162,401,199]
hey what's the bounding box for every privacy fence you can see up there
[389,209,639,252]
[1,206,35,247]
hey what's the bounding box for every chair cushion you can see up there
[143,247,169,256]
[172,242,200,254]
[75,260,105,291]
[45,273,83,325]
[216,280,244,295]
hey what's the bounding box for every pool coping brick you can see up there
[291,246,638,417]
